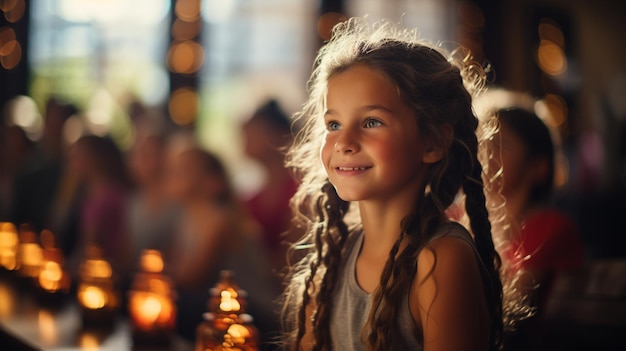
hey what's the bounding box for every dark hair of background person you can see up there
[497,108,555,204]
[249,99,292,134]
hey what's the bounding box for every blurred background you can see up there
[1,0,625,257]
[2,0,625,256]
[0,0,625,350]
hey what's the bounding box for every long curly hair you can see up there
[282,18,518,351]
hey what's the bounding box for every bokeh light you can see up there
[0,24,21,69]
[175,0,201,22]
[167,40,204,74]
[537,39,567,76]
[168,87,198,126]
[538,19,565,48]
[172,18,201,41]
[4,95,43,140]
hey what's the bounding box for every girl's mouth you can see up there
[336,166,370,171]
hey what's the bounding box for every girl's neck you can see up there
[358,196,417,256]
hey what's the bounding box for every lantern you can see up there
[128,250,177,346]
[37,230,70,296]
[77,246,119,328]
[196,270,259,351]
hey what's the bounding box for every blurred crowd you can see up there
[0,96,298,348]
[1,89,621,349]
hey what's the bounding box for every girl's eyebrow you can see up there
[324,105,393,117]
[362,105,393,114]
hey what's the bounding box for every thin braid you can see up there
[293,195,327,351]
[365,232,405,350]
[463,148,504,351]
[297,183,350,351]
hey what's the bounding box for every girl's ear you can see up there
[422,124,454,164]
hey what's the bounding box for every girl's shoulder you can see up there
[429,221,475,246]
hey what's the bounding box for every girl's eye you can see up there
[327,121,341,131]
[364,118,382,128]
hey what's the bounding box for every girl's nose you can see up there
[334,128,360,154]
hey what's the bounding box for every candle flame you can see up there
[39,261,63,292]
[139,295,162,323]
[140,250,164,273]
[79,286,107,309]
[219,289,240,312]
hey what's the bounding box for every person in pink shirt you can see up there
[69,135,131,278]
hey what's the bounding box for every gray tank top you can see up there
[330,222,482,350]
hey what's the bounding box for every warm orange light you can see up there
[2,0,25,23]
[84,259,113,279]
[172,18,201,41]
[79,285,107,309]
[0,0,18,12]
[79,332,99,351]
[38,260,63,291]
[0,222,18,270]
[538,19,564,49]
[219,289,241,312]
[175,0,201,22]
[0,38,16,56]
[0,26,15,46]
[0,282,15,317]
[140,250,163,273]
[38,310,57,345]
[19,242,43,278]
[129,292,175,330]
[138,295,162,323]
[128,251,176,334]
[537,40,566,76]
[542,94,568,127]
[167,40,204,74]
[168,87,198,126]
[227,323,250,342]
[1,38,21,69]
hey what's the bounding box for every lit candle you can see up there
[196,271,259,351]
[0,222,18,270]
[18,227,43,278]
[37,231,70,295]
[128,250,176,346]
[78,285,108,309]
[77,246,118,328]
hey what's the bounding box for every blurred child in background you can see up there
[165,140,277,346]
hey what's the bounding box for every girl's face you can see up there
[321,64,430,203]
[491,122,530,198]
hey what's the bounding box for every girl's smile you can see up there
[321,64,430,203]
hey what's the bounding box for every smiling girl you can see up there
[281,18,509,351]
